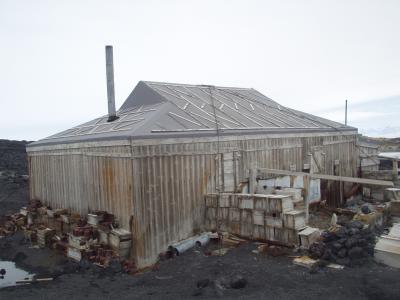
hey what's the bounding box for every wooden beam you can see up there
[303,175,310,223]
[249,168,256,194]
[258,168,394,187]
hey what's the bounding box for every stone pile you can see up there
[309,220,376,266]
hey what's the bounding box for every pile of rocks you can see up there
[309,220,376,266]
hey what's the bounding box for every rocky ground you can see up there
[359,136,400,152]
[1,139,400,299]
[1,232,400,300]
[0,140,30,216]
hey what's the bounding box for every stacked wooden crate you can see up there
[37,227,55,248]
[109,228,132,259]
[205,193,307,246]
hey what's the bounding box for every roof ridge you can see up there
[142,80,254,91]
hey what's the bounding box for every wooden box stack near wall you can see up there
[229,208,241,235]
[268,195,294,213]
[283,210,306,230]
[230,194,239,208]
[205,195,216,230]
[253,210,265,226]
[205,193,303,246]
[254,195,270,210]
[240,209,253,237]
[238,195,254,209]
[109,229,132,259]
[218,194,231,231]
[253,225,265,239]
[252,210,265,239]
[205,194,218,208]
[265,213,283,228]
[219,194,231,208]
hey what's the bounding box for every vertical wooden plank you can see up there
[304,175,310,224]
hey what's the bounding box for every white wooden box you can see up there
[283,210,306,229]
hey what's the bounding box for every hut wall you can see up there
[28,141,134,228]
[27,131,357,268]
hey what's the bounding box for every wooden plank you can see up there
[258,168,394,187]
[303,175,310,223]
[249,168,256,194]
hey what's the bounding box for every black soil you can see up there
[0,140,30,217]
[1,235,400,300]
[1,139,400,299]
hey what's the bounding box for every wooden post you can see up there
[393,159,399,180]
[249,168,256,194]
[303,175,310,224]
[290,175,295,188]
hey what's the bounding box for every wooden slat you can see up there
[258,168,394,187]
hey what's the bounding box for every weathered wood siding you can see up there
[28,142,134,228]
[27,131,357,268]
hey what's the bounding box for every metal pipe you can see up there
[105,45,118,122]
[168,232,211,255]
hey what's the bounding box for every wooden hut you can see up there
[27,80,358,267]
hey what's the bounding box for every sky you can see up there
[1,0,399,141]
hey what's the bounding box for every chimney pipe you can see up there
[105,45,118,122]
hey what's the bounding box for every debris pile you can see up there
[0,199,136,273]
[309,220,376,266]
[0,212,25,236]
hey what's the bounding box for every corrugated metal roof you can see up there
[30,81,356,146]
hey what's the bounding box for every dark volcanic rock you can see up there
[229,275,247,289]
[332,242,342,251]
[345,237,358,249]
[0,139,31,216]
[335,227,348,238]
[0,139,30,173]
[347,221,364,230]
[197,278,210,288]
[337,248,347,258]
[361,205,371,214]
[336,257,351,266]
[312,219,377,267]
[309,242,325,259]
[348,247,364,260]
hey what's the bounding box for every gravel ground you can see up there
[1,230,400,300]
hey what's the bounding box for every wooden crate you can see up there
[253,225,265,239]
[217,208,229,221]
[268,195,294,213]
[253,210,265,226]
[254,195,270,210]
[238,195,254,209]
[229,208,240,222]
[206,207,216,220]
[283,210,306,229]
[219,194,231,208]
[205,194,218,208]
[265,214,283,228]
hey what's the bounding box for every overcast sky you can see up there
[1,0,399,141]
